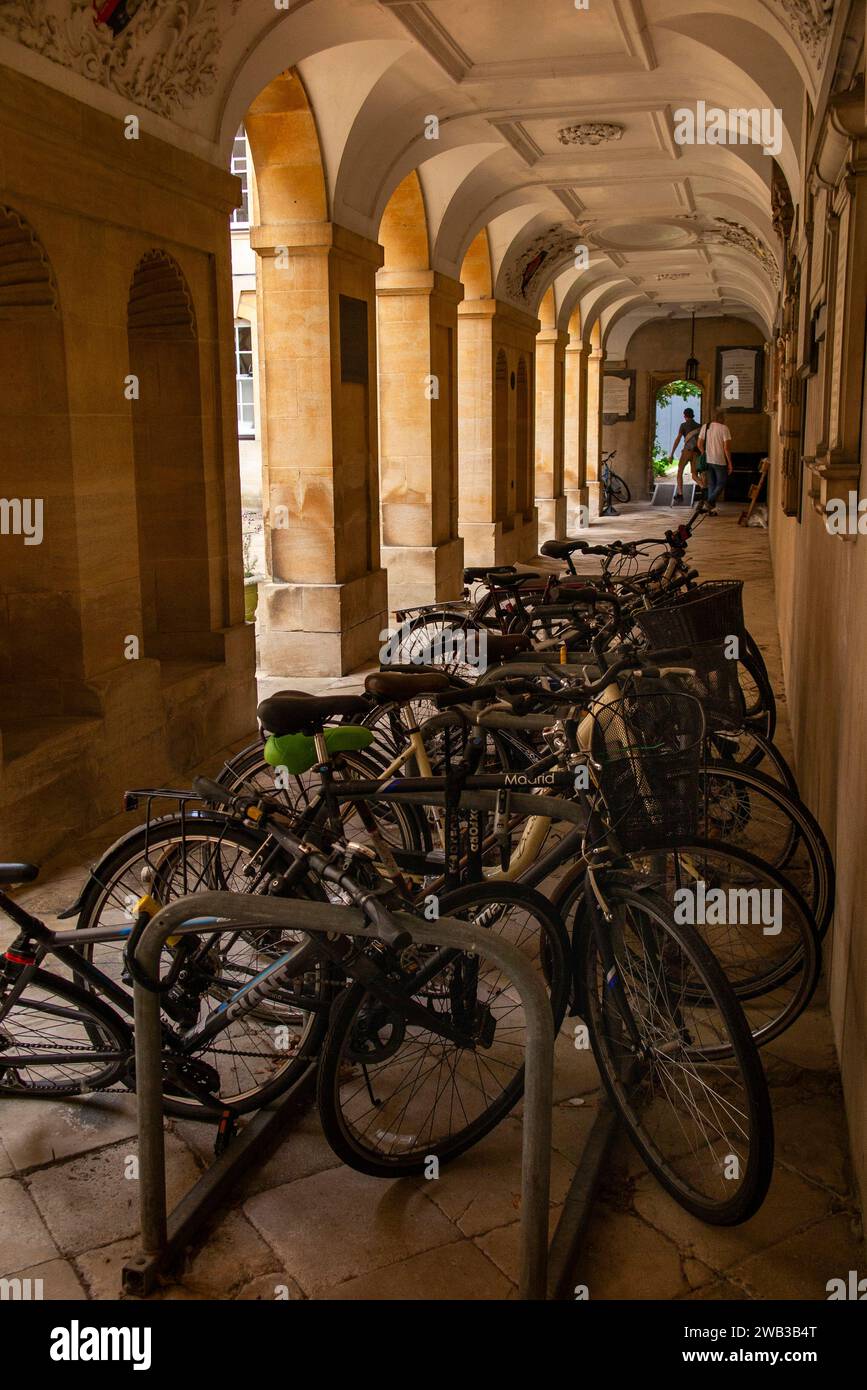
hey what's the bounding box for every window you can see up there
[230,128,250,227]
[235,322,255,436]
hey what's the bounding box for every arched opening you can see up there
[460,227,493,300]
[127,251,210,662]
[0,206,82,723]
[515,355,531,514]
[493,348,509,524]
[652,377,704,500]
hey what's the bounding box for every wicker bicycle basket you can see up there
[590,689,705,852]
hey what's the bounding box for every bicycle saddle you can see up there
[493,570,543,588]
[364,670,453,702]
[541,538,609,559]
[0,863,39,884]
[257,692,369,736]
[463,564,516,583]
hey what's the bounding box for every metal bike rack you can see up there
[122,891,555,1300]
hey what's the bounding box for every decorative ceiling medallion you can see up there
[504,224,592,303]
[657,272,689,281]
[0,0,242,117]
[703,218,781,288]
[770,0,835,67]
[557,122,624,147]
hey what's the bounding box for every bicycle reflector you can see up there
[677,524,690,542]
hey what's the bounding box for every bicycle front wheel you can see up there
[582,884,774,1225]
[0,969,131,1096]
[316,881,569,1176]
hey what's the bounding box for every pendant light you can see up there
[684,310,699,382]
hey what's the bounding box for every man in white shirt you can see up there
[697,409,733,515]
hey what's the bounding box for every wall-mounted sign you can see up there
[339,295,368,384]
[602,369,635,422]
[715,345,763,412]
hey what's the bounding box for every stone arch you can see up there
[127,251,210,661]
[460,228,493,300]
[378,170,429,272]
[244,70,328,226]
[0,205,82,720]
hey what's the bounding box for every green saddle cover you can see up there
[263,724,373,775]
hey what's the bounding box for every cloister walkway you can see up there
[1,500,863,1301]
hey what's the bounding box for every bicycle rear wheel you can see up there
[0,969,131,1096]
[582,883,773,1225]
[316,881,569,1176]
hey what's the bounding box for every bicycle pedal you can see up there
[214,1109,238,1157]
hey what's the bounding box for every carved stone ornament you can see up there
[557,122,624,147]
[770,0,835,67]
[657,272,689,281]
[504,224,593,303]
[702,218,781,289]
[0,0,243,118]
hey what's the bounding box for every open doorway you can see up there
[650,378,703,497]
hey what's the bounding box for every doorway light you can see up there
[684,310,699,382]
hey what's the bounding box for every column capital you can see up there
[251,221,384,269]
[536,327,569,348]
[375,268,464,303]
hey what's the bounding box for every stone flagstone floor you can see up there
[1,498,864,1300]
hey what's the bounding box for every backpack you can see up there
[694,424,709,474]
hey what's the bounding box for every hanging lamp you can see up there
[684,310,699,382]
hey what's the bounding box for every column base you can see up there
[382,537,465,612]
[535,495,567,545]
[461,511,539,567]
[257,570,388,677]
[566,489,590,533]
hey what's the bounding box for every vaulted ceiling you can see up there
[0,0,844,345]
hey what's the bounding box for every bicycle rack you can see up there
[121,891,555,1300]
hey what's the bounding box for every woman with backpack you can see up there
[669,407,701,503]
[695,409,733,515]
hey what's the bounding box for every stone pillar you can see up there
[458,298,539,566]
[585,346,605,520]
[534,325,568,542]
[376,269,464,609]
[252,222,388,676]
[564,339,589,531]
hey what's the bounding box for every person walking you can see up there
[669,407,701,503]
[697,409,733,515]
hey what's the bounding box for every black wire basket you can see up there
[636,579,745,647]
[590,689,705,852]
[656,638,746,732]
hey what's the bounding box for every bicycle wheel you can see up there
[705,726,798,789]
[316,881,569,1177]
[581,882,773,1224]
[563,842,819,1047]
[739,646,776,742]
[610,471,631,504]
[0,969,131,1096]
[699,763,834,937]
[73,813,335,1115]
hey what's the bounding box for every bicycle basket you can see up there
[636,580,745,647]
[654,639,746,732]
[590,690,705,852]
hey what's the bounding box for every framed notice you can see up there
[715,345,763,412]
[602,369,635,422]
[339,294,368,384]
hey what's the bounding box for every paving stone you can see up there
[74,1238,139,1300]
[1,1093,138,1171]
[574,1207,689,1300]
[26,1133,201,1256]
[3,1256,88,1300]
[549,1096,602,1166]
[180,1209,278,1295]
[550,1027,601,1102]
[680,1277,754,1301]
[236,1273,305,1300]
[315,1239,514,1300]
[472,1203,562,1288]
[773,1096,853,1196]
[0,1140,14,1178]
[244,1164,457,1295]
[0,1178,58,1273]
[727,1213,867,1301]
[419,1116,575,1238]
[170,1107,342,1197]
[631,1155,839,1273]
[764,1000,838,1075]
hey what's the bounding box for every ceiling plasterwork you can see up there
[0,0,242,117]
[768,0,835,66]
[504,223,592,305]
[701,218,781,288]
[557,122,624,147]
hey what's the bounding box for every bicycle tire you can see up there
[316,880,569,1177]
[581,882,774,1225]
[0,968,131,1096]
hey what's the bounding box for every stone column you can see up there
[564,338,589,531]
[534,325,568,542]
[458,298,539,566]
[376,269,464,609]
[585,345,605,520]
[252,222,388,675]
